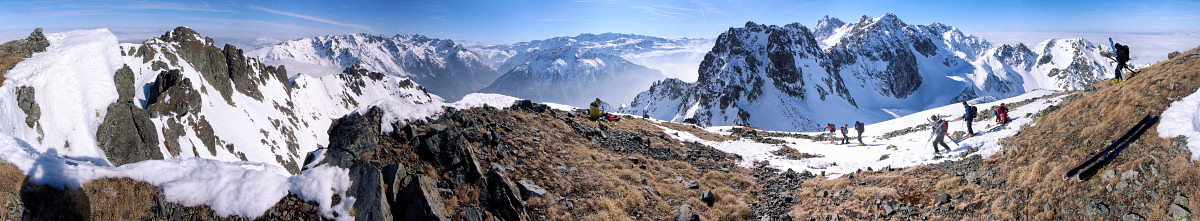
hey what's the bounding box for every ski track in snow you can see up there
[664,90,1066,179]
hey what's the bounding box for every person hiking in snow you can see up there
[840,124,849,144]
[854,121,865,145]
[1110,41,1132,83]
[589,98,605,121]
[995,103,1010,125]
[929,116,951,153]
[825,123,837,144]
[963,101,976,137]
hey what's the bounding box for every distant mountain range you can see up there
[250,32,711,106]
[247,14,1114,131]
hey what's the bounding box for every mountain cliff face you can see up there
[249,34,496,100]
[623,14,1113,131]
[469,33,710,106]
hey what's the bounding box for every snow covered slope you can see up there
[0,29,123,164]
[0,27,519,174]
[248,33,497,100]
[670,89,1067,178]
[623,14,1114,131]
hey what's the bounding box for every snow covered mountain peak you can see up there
[156,26,213,46]
[249,33,496,100]
[813,15,846,41]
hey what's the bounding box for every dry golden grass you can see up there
[0,161,24,219]
[80,178,158,220]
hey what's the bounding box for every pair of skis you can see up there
[1062,115,1159,181]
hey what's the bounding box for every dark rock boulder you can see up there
[395,174,449,221]
[509,100,548,113]
[15,86,39,128]
[412,117,483,186]
[516,180,547,199]
[701,190,715,206]
[483,165,526,221]
[675,204,699,221]
[0,28,49,57]
[97,66,162,166]
[382,163,411,203]
[348,162,392,221]
[114,64,136,103]
[0,28,51,84]
[322,107,384,168]
[96,102,161,166]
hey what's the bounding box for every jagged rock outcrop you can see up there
[146,69,201,117]
[222,44,265,101]
[396,174,449,220]
[16,86,39,128]
[483,165,526,221]
[96,67,162,166]
[0,28,51,85]
[158,27,236,105]
[348,162,392,221]
[321,107,383,168]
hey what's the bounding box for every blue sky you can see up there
[0,0,1197,51]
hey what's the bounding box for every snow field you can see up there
[664,90,1066,179]
[0,29,123,165]
[1158,86,1200,161]
[0,132,353,219]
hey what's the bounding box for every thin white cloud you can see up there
[689,0,722,14]
[112,2,233,13]
[633,5,695,19]
[247,5,374,32]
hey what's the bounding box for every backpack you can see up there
[968,105,978,120]
[1116,44,1130,62]
[855,121,864,132]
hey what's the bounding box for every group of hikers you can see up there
[825,121,866,146]
[928,102,1011,153]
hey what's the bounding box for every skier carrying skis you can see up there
[995,103,1010,125]
[1110,40,1132,83]
[929,116,951,153]
[825,123,837,144]
[840,124,849,144]
[963,101,977,137]
[854,121,865,145]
